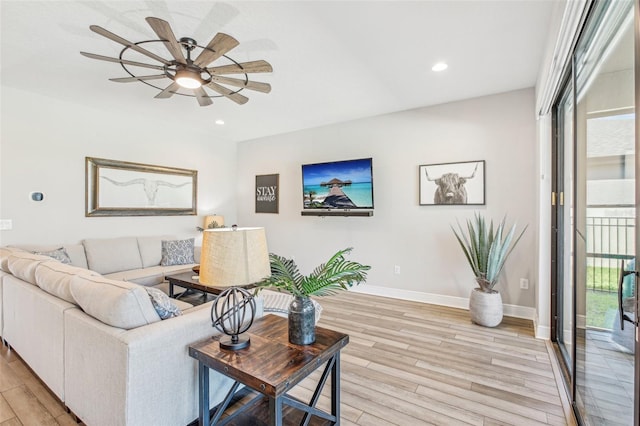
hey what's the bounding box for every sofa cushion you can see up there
[9,244,88,269]
[35,260,99,304]
[137,235,175,268]
[105,264,195,287]
[70,275,161,329]
[161,238,195,266]
[62,244,89,269]
[33,247,72,264]
[105,267,166,287]
[7,252,52,284]
[144,287,183,319]
[83,237,143,275]
[0,246,24,272]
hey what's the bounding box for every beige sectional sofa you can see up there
[0,235,264,426]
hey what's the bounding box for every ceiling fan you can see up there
[81,17,272,107]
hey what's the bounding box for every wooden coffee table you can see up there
[165,271,224,299]
[189,314,349,425]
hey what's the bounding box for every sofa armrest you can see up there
[64,300,261,426]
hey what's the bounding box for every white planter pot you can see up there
[469,288,503,327]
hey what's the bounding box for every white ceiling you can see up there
[0,1,556,142]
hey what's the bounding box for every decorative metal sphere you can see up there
[211,287,256,350]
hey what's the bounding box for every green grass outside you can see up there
[586,265,621,329]
[586,290,618,329]
[586,265,620,292]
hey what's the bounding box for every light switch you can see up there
[0,219,13,230]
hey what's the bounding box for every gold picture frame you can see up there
[85,157,197,216]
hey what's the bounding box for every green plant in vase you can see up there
[451,213,527,327]
[257,247,370,344]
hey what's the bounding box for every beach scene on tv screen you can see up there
[302,158,373,209]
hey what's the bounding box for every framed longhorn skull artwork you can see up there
[419,160,485,206]
[85,157,197,216]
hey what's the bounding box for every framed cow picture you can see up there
[419,160,485,206]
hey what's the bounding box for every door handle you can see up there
[617,260,638,330]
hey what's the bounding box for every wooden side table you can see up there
[189,314,349,426]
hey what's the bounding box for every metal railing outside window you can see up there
[586,216,635,292]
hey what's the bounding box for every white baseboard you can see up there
[352,285,537,320]
[535,322,551,340]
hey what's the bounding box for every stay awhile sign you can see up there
[255,174,279,214]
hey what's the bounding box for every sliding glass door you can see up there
[554,76,575,382]
[552,1,639,424]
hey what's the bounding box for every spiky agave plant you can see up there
[451,213,527,293]
[257,248,371,297]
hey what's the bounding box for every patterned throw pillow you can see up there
[145,287,182,319]
[160,238,195,266]
[33,247,72,264]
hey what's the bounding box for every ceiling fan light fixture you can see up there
[175,69,203,89]
[83,17,272,107]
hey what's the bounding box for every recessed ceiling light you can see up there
[432,62,448,72]
[215,119,225,125]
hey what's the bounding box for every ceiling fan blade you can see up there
[155,82,181,99]
[194,87,213,106]
[206,81,249,105]
[81,52,165,70]
[210,76,271,93]
[193,33,239,68]
[90,25,170,65]
[145,17,187,64]
[109,75,167,83]
[207,60,273,75]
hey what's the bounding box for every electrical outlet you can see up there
[520,278,529,290]
[0,219,12,230]
[394,265,401,275]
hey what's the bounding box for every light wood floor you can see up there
[0,291,575,425]
[0,346,77,425]
[292,292,576,426]
[577,330,635,425]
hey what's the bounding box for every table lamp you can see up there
[199,227,270,350]
[203,215,225,229]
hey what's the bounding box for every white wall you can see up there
[237,88,538,313]
[0,86,238,245]
[0,84,542,315]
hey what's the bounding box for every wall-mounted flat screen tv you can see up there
[302,158,374,210]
